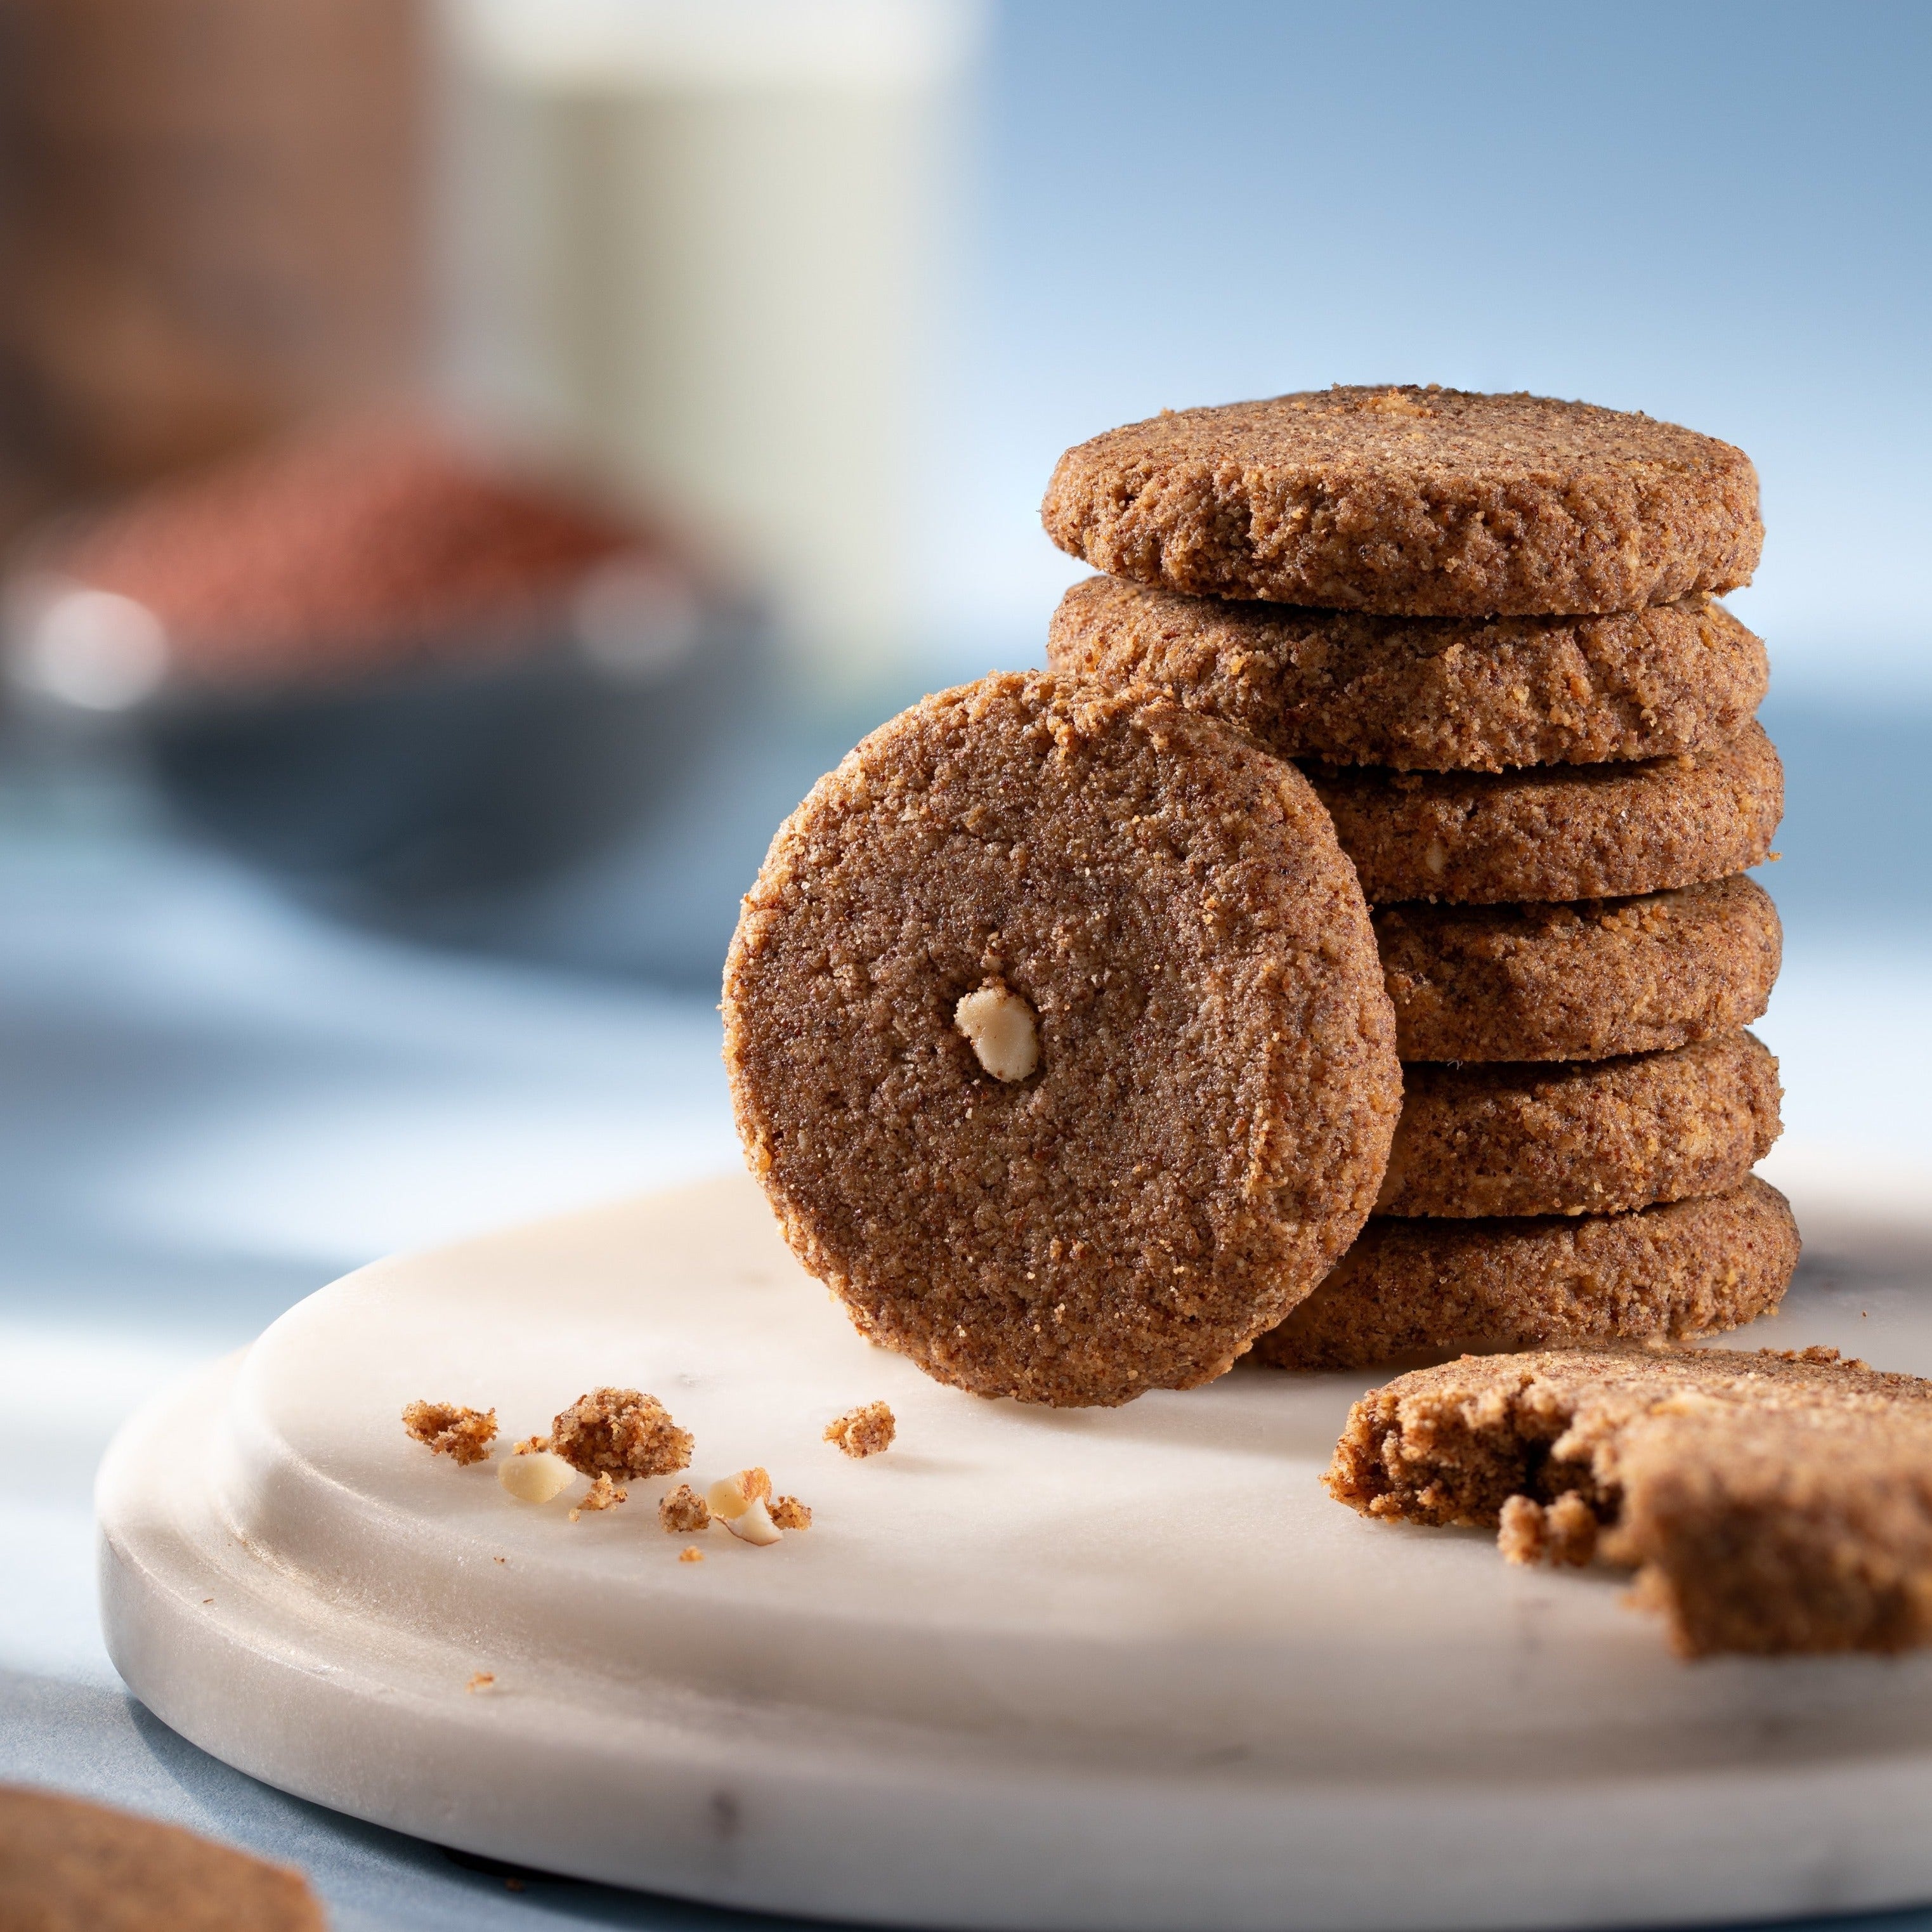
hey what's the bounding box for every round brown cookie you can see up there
[1255,1177,1798,1372]
[722,670,1401,1407]
[1377,875,1781,1062]
[1041,386,1761,617]
[1046,575,1768,773]
[1379,1029,1780,1219]
[1310,721,1782,905]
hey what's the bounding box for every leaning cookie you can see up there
[1379,1030,1780,1219]
[1256,1178,1798,1371]
[1042,386,1761,617]
[1310,722,1782,905]
[1376,875,1781,1063]
[723,671,1402,1407]
[1047,577,1768,773]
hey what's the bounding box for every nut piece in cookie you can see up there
[724,670,1400,1407]
[551,1388,693,1478]
[1328,1344,1932,1655]
[708,1468,783,1545]
[402,1399,497,1465]
[499,1450,573,1503]
[825,1401,896,1458]
[1042,386,1761,616]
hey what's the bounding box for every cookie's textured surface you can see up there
[1048,576,1768,773]
[1376,875,1781,1062]
[0,1784,326,1930]
[1042,387,1762,617]
[1380,1029,1780,1218]
[1312,722,1782,904]
[1326,1344,1932,1655]
[1257,1177,1796,1371]
[723,672,1401,1407]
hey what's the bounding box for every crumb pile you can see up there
[1043,385,1798,1368]
[1329,1345,1932,1656]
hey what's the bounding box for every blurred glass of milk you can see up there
[436,0,980,691]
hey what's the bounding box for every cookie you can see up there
[1041,386,1761,617]
[1376,875,1780,1062]
[1380,1029,1780,1218]
[723,671,1401,1407]
[0,1784,326,1929]
[1047,576,1768,773]
[1326,1343,1932,1655]
[1255,1177,1797,1371]
[1310,721,1782,904]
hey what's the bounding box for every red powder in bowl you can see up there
[23,419,662,689]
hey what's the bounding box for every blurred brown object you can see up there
[0,0,425,532]
[9,415,675,696]
[0,1783,327,1929]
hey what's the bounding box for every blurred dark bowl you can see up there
[3,551,763,913]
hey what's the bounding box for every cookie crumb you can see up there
[679,1546,705,1564]
[568,1472,627,1522]
[551,1388,692,1478]
[467,1671,495,1693]
[403,1400,497,1465]
[825,1402,896,1458]
[659,1483,711,1532]
[770,1495,813,1530]
[512,1434,550,1454]
[1498,1492,1598,1568]
[954,981,1039,1081]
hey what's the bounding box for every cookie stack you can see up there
[1043,386,1799,1369]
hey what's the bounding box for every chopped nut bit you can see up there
[770,1495,813,1531]
[825,1401,896,1458]
[954,981,1039,1081]
[568,1472,627,1522]
[512,1434,551,1454]
[499,1450,573,1504]
[467,1671,495,1693]
[707,1470,783,1544]
[551,1388,692,1479]
[659,1483,712,1532]
[679,1546,705,1564]
[403,1400,498,1465]
[1498,1492,1600,1569]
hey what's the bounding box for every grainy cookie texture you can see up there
[1327,1344,1932,1655]
[1258,1177,1798,1371]
[1376,875,1780,1062]
[551,1388,693,1478]
[1310,722,1782,905]
[1048,576,1768,773]
[1041,387,1762,617]
[723,671,1401,1407]
[0,1783,326,1930]
[1380,1029,1780,1219]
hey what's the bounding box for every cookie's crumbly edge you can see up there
[1377,875,1780,1062]
[1258,1177,1799,1371]
[1048,577,1768,773]
[402,1400,497,1466]
[1311,722,1783,905]
[1326,1343,1932,1655]
[721,670,1401,1407]
[659,1483,711,1532]
[551,1388,693,1479]
[1041,387,1762,617]
[770,1495,813,1529]
[1379,1029,1780,1218]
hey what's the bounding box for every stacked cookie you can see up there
[1044,386,1799,1369]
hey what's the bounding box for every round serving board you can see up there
[99,1173,1932,1931]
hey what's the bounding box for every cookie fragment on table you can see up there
[1327,1343,1932,1656]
